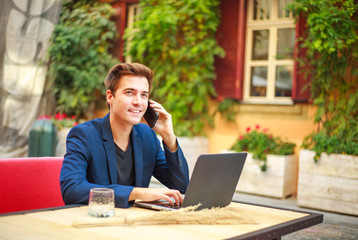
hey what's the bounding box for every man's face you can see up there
[106,75,149,126]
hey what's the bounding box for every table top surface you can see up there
[0,201,323,240]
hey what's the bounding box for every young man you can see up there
[60,63,189,208]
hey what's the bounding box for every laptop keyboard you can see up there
[166,204,181,209]
[155,201,182,209]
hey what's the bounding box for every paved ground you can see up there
[232,192,358,240]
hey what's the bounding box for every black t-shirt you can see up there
[115,138,135,186]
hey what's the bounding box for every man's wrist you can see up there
[129,187,143,201]
[161,132,177,152]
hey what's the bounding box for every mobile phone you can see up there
[143,101,159,128]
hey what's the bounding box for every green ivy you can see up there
[289,0,358,159]
[47,0,118,119]
[214,98,240,122]
[124,0,225,136]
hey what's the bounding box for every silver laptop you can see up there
[134,152,247,211]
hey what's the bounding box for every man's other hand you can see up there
[129,187,183,206]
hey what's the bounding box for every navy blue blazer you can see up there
[60,113,189,208]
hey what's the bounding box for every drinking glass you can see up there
[88,188,115,217]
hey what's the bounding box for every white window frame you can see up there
[243,0,295,105]
[125,3,141,63]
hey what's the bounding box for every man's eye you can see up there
[126,91,133,95]
[142,94,148,98]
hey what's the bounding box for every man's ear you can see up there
[106,90,113,105]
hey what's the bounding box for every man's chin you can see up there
[130,118,142,125]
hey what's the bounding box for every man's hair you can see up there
[104,62,154,95]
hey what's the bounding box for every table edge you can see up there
[0,204,85,217]
[227,200,324,240]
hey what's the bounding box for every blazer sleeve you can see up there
[151,130,190,193]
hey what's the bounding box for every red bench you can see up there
[0,157,65,214]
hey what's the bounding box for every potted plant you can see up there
[229,125,297,198]
[289,0,358,215]
[124,0,225,175]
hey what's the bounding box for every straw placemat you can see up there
[73,205,257,228]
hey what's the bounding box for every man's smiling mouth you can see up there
[129,109,142,114]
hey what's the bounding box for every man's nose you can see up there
[132,94,142,106]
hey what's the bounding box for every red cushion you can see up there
[0,157,65,214]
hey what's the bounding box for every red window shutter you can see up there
[214,0,246,100]
[292,14,311,102]
[110,2,128,62]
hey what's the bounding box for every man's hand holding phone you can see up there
[143,100,177,152]
[143,100,159,128]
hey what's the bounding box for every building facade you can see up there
[102,0,317,154]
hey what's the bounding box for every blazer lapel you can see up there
[102,113,118,184]
[131,127,143,186]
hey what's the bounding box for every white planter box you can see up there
[297,149,358,216]
[55,127,71,157]
[176,137,209,177]
[232,152,297,199]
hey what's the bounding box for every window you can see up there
[127,3,141,28]
[125,3,141,63]
[243,0,295,104]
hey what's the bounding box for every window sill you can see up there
[240,99,294,105]
[236,102,310,118]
